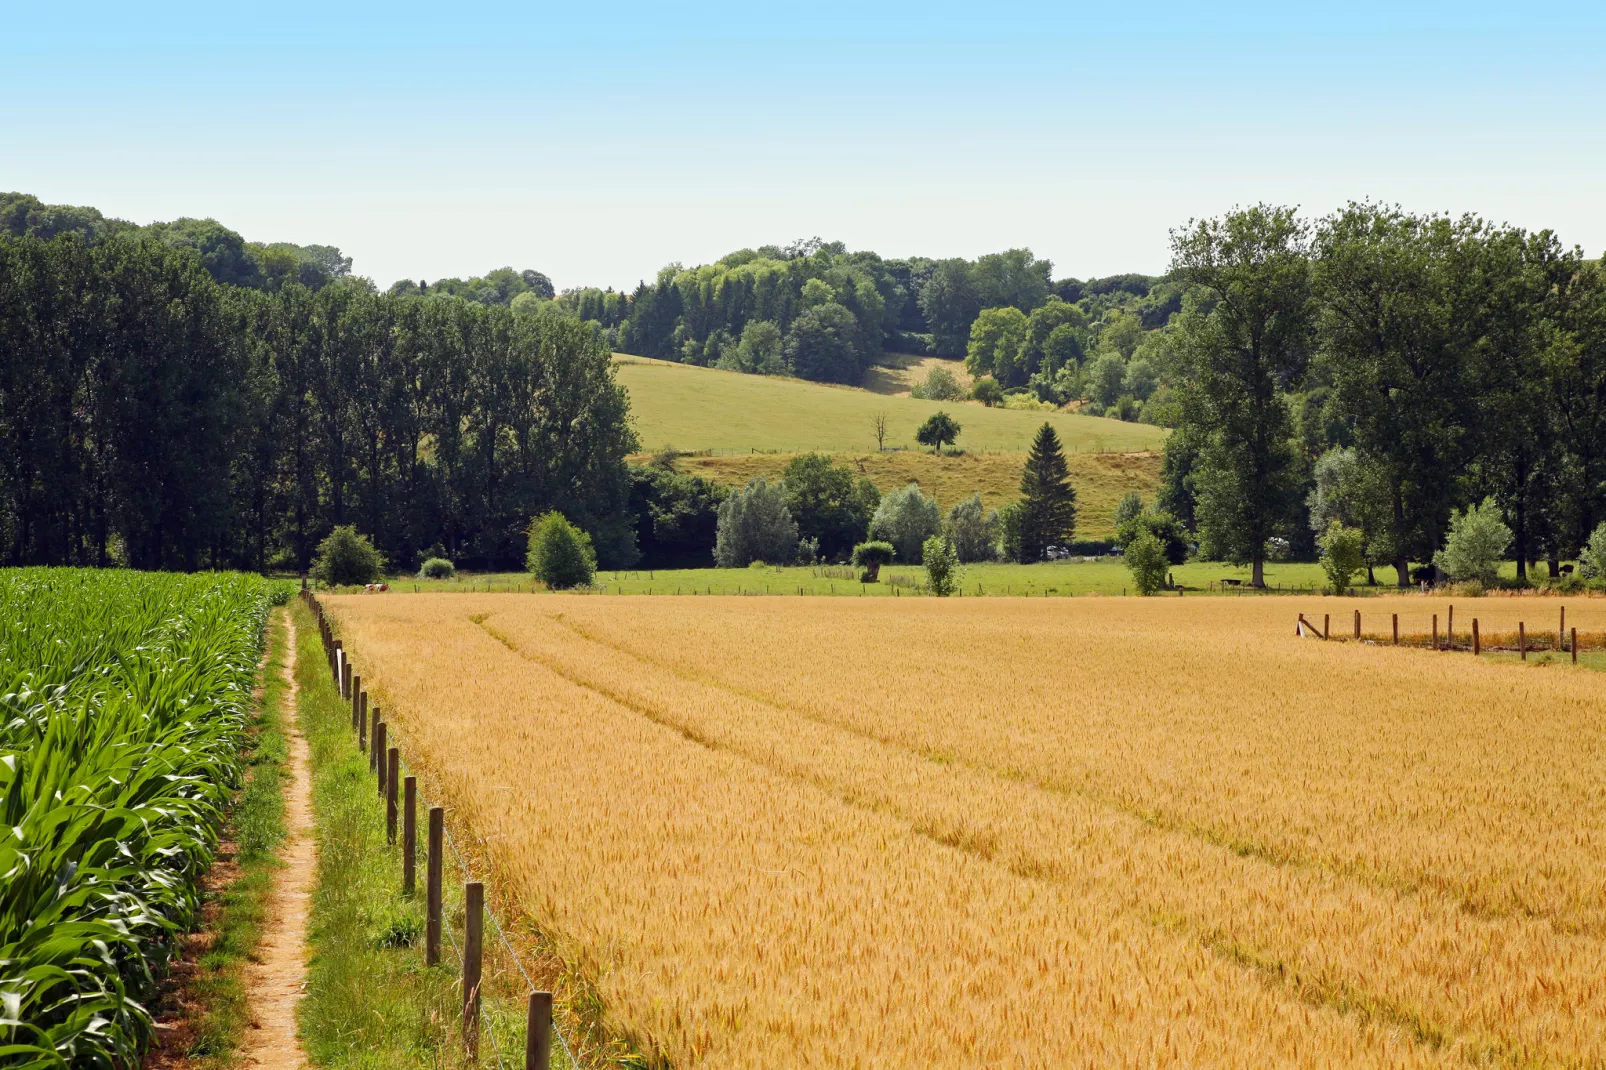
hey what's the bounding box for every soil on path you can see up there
[242,609,314,1069]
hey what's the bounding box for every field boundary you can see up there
[1297,605,1591,660]
[301,589,601,1070]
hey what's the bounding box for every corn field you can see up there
[330,593,1606,1068]
[0,568,273,1068]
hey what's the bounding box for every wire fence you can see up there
[303,589,584,1070]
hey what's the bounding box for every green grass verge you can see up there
[292,600,587,1070]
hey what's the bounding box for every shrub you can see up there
[714,477,798,567]
[418,557,455,580]
[911,365,966,401]
[970,377,1004,406]
[870,484,942,564]
[922,534,961,596]
[851,540,895,582]
[1579,521,1606,580]
[1318,522,1365,595]
[311,525,383,586]
[944,493,1000,563]
[527,512,597,589]
[1116,509,1189,565]
[1112,492,1145,538]
[1124,528,1170,594]
[1432,498,1512,586]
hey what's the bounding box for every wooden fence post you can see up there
[386,749,399,844]
[1560,606,1566,651]
[526,992,553,1070]
[1392,613,1398,645]
[351,675,361,731]
[370,707,381,770]
[374,720,386,788]
[1353,609,1360,639]
[1432,614,1438,651]
[1447,605,1453,650]
[463,882,484,1057]
[1472,619,1480,656]
[1572,627,1578,664]
[403,777,418,896]
[1519,622,1527,661]
[1323,613,1329,640]
[426,807,444,966]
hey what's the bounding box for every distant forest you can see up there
[5,192,1606,585]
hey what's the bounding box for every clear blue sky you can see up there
[6,1,1603,290]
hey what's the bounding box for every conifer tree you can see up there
[1017,422,1077,561]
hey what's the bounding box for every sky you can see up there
[5,1,1604,291]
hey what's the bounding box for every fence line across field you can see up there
[1295,603,1584,663]
[302,588,577,1070]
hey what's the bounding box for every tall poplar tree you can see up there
[1017,422,1077,561]
[1172,204,1312,588]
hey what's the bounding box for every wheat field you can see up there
[326,594,1606,1067]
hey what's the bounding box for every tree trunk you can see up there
[1251,557,1265,589]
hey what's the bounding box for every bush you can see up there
[714,477,798,567]
[870,484,942,564]
[911,365,966,401]
[1116,510,1189,565]
[851,540,896,582]
[1318,522,1365,595]
[527,512,597,589]
[311,525,383,586]
[418,557,455,579]
[1432,498,1512,586]
[922,534,961,596]
[1579,521,1606,579]
[944,493,1000,563]
[970,377,1003,406]
[1124,529,1170,594]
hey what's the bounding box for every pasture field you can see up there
[613,354,1167,454]
[327,593,1606,1068]
[662,449,1161,538]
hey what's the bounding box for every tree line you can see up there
[1157,202,1606,587]
[0,229,637,572]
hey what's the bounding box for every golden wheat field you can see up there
[326,593,1606,1068]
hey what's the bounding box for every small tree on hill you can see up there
[870,483,942,563]
[916,411,961,454]
[1318,522,1365,595]
[1124,528,1170,595]
[851,540,895,582]
[311,525,383,587]
[714,478,798,567]
[1016,422,1077,561]
[1432,498,1511,586]
[922,534,961,596]
[528,512,597,589]
[1112,492,1145,540]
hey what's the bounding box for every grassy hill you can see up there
[615,355,1167,454]
[669,450,1160,540]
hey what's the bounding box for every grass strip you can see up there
[292,599,469,1069]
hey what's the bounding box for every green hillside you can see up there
[615,355,1168,454]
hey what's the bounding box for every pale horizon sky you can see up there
[7,1,1604,291]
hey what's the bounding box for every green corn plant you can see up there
[0,569,270,1068]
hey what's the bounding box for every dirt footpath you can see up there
[242,609,314,1069]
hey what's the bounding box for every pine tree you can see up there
[1017,422,1077,561]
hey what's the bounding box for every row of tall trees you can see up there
[0,232,637,572]
[1163,202,1606,586]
